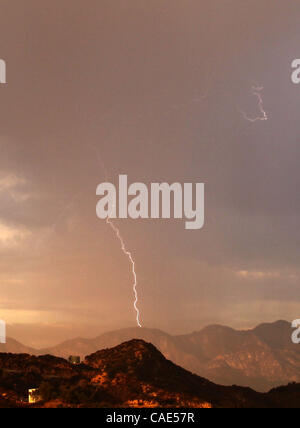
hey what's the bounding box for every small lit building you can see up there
[28,388,41,404]
[68,355,81,365]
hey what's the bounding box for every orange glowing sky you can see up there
[0,0,299,347]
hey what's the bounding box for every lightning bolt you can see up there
[106,211,142,328]
[238,86,268,122]
[91,146,142,328]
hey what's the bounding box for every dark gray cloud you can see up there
[0,0,299,346]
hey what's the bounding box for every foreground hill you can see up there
[41,327,202,379]
[1,321,299,391]
[0,339,299,408]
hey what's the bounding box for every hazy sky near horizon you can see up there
[0,0,300,347]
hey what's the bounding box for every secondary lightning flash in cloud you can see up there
[106,211,142,328]
[238,86,268,122]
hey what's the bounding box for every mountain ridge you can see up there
[1,320,298,392]
[1,338,299,408]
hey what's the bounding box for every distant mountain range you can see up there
[1,320,299,392]
[0,339,299,408]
